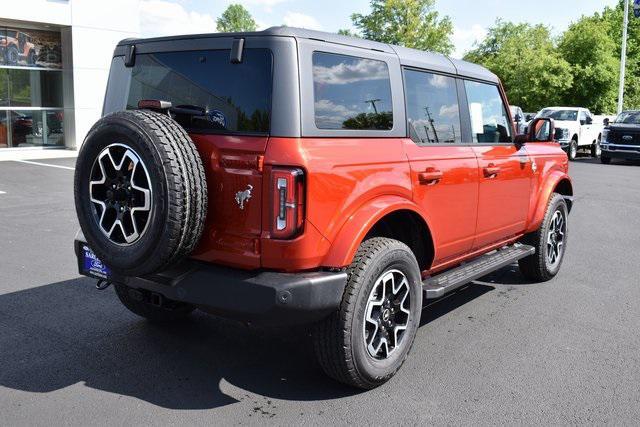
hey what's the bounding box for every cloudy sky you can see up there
[139,0,620,58]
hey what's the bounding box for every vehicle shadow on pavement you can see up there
[0,276,497,409]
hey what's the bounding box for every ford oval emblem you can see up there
[207,109,227,129]
[623,135,634,141]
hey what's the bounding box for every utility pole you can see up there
[618,0,630,115]
[424,107,440,144]
[365,98,381,114]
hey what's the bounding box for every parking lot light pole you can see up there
[618,0,630,115]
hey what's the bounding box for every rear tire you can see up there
[114,284,194,323]
[519,193,568,282]
[313,237,422,389]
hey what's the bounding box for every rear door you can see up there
[463,80,533,249]
[402,69,479,262]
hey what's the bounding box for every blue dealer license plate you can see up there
[81,245,111,279]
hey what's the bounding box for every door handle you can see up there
[483,164,500,178]
[418,168,443,185]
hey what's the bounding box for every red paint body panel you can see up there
[189,134,268,269]
[472,145,533,248]
[186,133,570,274]
[402,141,478,263]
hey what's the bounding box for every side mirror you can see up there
[603,118,610,126]
[525,117,555,143]
[586,116,593,125]
[525,114,533,122]
[514,114,522,122]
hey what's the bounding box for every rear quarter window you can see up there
[126,49,272,134]
[312,52,393,130]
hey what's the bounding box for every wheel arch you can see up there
[528,173,573,232]
[322,196,435,271]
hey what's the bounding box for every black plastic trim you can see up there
[74,234,346,325]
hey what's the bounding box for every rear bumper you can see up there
[74,233,347,325]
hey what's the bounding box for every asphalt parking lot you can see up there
[1,155,640,425]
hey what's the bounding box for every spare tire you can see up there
[74,110,207,277]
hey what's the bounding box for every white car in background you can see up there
[509,105,527,135]
[534,107,604,160]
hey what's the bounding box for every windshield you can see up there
[537,109,578,121]
[615,111,640,124]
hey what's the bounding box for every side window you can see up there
[464,80,512,143]
[312,52,393,130]
[579,111,587,124]
[404,69,461,144]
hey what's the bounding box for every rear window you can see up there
[126,49,272,134]
[312,52,393,130]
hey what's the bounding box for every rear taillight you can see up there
[271,167,304,239]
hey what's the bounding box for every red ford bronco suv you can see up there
[73,27,573,389]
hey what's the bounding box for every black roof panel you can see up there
[118,26,498,82]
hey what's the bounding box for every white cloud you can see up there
[283,12,323,31]
[452,24,487,59]
[314,99,358,128]
[429,74,450,89]
[140,0,216,37]
[313,58,388,85]
[439,104,459,118]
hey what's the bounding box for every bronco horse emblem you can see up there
[235,184,253,210]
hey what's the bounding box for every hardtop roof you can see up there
[118,26,499,84]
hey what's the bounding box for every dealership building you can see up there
[0,0,141,156]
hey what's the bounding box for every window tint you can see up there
[404,69,461,144]
[538,109,578,121]
[579,110,587,122]
[312,52,393,130]
[464,80,512,143]
[127,49,272,134]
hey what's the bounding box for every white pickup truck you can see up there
[533,107,604,160]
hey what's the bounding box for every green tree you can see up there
[598,1,640,111]
[216,4,257,33]
[464,20,573,112]
[558,16,619,114]
[350,0,454,54]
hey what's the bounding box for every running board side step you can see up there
[423,244,535,299]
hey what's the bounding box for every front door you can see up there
[463,80,533,249]
[403,69,479,263]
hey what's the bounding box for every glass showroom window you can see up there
[0,26,64,148]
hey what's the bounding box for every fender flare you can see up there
[321,195,430,268]
[528,171,573,232]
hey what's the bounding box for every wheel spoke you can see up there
[363,269,412,360]
[88,144,153,245]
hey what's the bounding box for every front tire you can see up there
[591,136,601,158]
[600,155,611,164]
[568,138,578,161]
[313,238,422,389]
[519,193,568,282]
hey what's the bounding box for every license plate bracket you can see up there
[80,245,111,279]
